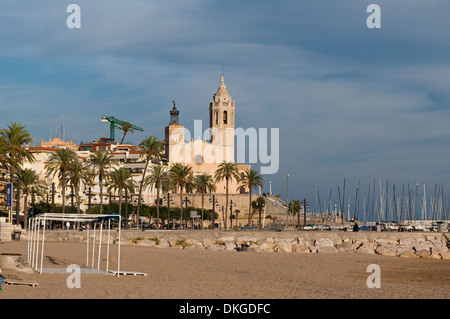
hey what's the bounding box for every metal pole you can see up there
[40,216,46,274]
[106,219,110,272]
[97,221,103,270]
[91,223,96,268]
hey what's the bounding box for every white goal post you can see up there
[27,213,122,277]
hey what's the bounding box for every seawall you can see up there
[23,229,450,260]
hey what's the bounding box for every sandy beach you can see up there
[0,239,449,300]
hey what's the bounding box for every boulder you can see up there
[275,240,292,253]
[399,238,418,246]
[157,238,170,248]
[431,246,448,255]
[440,252,450,260]
[357,246,375,255]
[414,242,433,251]
[336,242,357,253]
[308,245,319,253]
[136,239,156,247]
[314,238,334,247]
[186,239,201,246]
[224,241,237,251]
[415,249,431,258]
[259,241,275,252]
[375,245,397,257]
[202,238,214,248]
[292,244,310,253]
[376,238,398,245]
[396,244,414,256]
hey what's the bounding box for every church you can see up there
[164,76,250,194]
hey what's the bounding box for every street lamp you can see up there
[230,200,234,228]
[209,195,218,229]
[164,193,174,229]
[182,196,191,228]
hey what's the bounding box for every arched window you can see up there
[223,111,228,124]
[215,111,218,125]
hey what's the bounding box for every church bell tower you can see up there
[209,75,235,162]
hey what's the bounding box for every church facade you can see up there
[164,76,250,194]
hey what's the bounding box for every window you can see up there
[223,111,228,124]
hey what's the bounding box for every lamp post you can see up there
[182,196,191,229]
[229,200,234,229]
[164,193,174,229]
[51,182,55,214]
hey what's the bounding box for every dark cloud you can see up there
[0,0,449,210]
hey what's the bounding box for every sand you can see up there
[0,240,449,300]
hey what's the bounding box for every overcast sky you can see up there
[1,1,450,218]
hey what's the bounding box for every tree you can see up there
[214,162,240,229]
[194,173,216,224]
[136,136,164,227]
[238,168,264,226]
[118,121,135,145]
[143,164,168,229]
[0,123,34,173]
[16,168,45,229]
[88,151,113,215]
[170,163,193,227]
[45,148,78,222]
[66,158,91,215]
[252,196,266,230]
[288,199,301,227]
[0,123,34,223]
[107,167,135,220]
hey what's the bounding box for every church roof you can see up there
[213,75,232,102]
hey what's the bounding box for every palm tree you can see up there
[45,148,77,220]
[288,199,301,228]
[194,173,216,224]
[238,168,264,226]
[0,123,34,173]
[214,161,240,229]
[118,122,135,145]
[88,151,113,214]
[0,123,34,223]
[143,164,168,229]
[252,196,266,230]
[107,167,135,219]
[136,136,164,227]
[66,158,90,215]
[16,168,45,229]
[170,163,193,227]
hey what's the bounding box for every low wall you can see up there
[22,229,450,260]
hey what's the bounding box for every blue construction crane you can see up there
[101,116,144,141]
